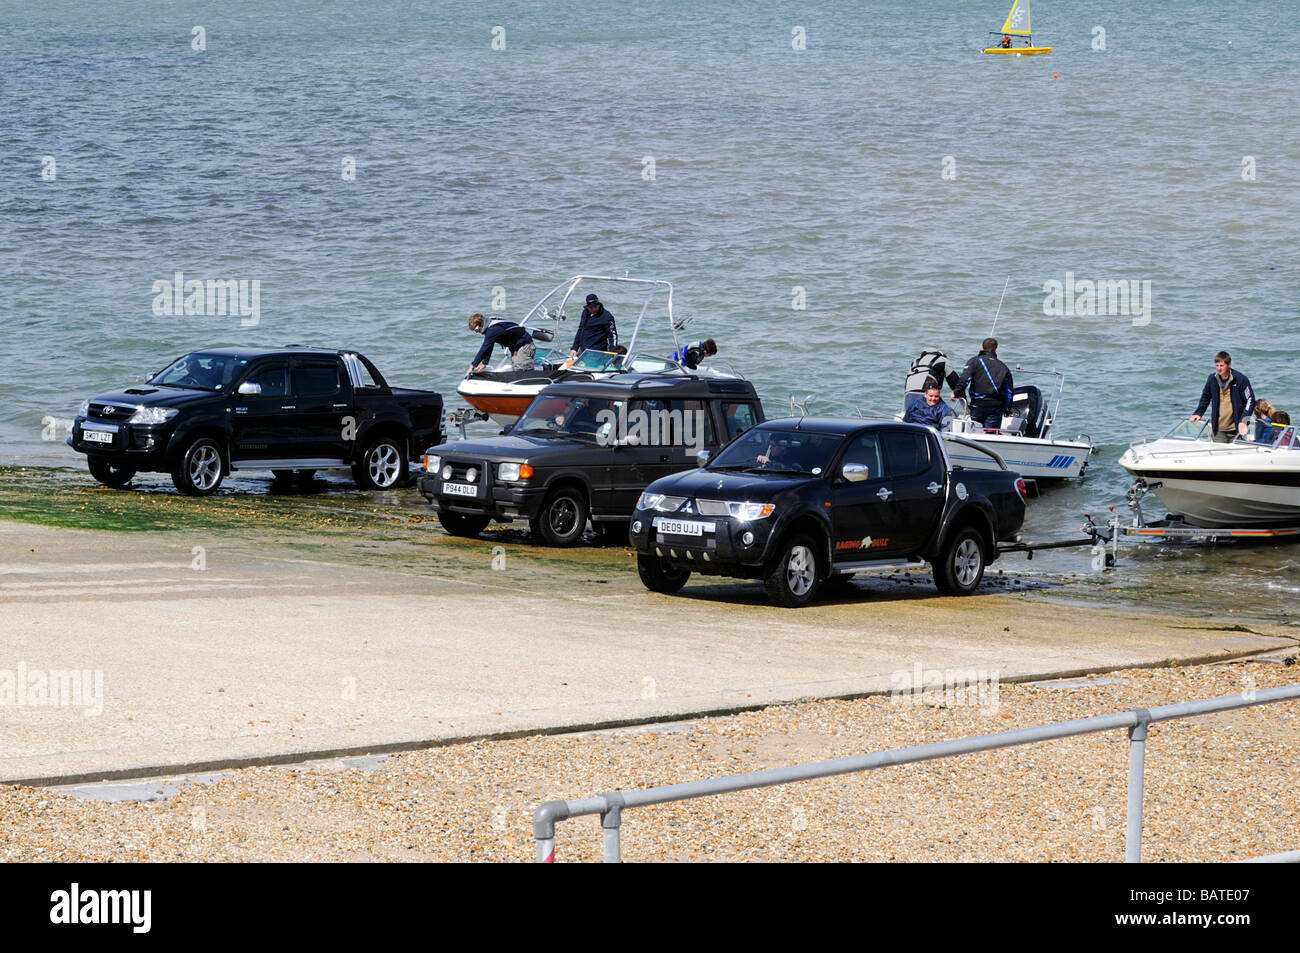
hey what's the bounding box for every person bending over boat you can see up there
[903,383,955,430]
[467,313,535,376]
[569,294,617,360]
[671,338,717,370]
[960,338,1014,431]
[1190,350,1255,443]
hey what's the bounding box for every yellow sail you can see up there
[999,0,1033,36]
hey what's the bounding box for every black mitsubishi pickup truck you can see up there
[629,417,1027,607]
[68,347,443,495]
[419,372,765,545]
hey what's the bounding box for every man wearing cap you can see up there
[569,294,617,360]
[1190,350,1255,443]
[466,313,535,376]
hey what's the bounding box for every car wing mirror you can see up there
[696,449,711,468]
[237,382,262,396]
[842,463,870,483]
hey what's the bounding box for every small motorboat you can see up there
[456,275,734,427]
[903,351,1094,480]
[983,0,1052,55]
[1119,418,1300,528]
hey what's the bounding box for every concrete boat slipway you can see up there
[0,473,1294,786]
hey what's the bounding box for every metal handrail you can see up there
[533,684,1300,863]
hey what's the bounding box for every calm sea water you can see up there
[2,1,1297,605]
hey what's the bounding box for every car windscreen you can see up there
[708,427,840,474]
[151,353,243,391]
[512,395,622,442]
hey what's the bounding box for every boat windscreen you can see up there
[1162,418,1213,441]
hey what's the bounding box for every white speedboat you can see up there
[903,353,1094,480]
[456,275,730,427]
[1119,417,1300,527]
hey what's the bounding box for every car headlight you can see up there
[728,502,775,521]
[127,406,179,425]
[466,466,479,483]
[498,462,519,482]
[441,464,453,480]
[637,492,665,511]
[77,400,90,417]
[424,453,441,473]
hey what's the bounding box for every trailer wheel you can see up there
[933,527,986,596]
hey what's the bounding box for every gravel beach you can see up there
[5,657,1296,863]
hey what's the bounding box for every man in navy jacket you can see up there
[467,313,535,375]
[1191,350,1255,442]
[569,294,617,359]
[960,338,1014,430]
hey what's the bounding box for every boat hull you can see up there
[945,433,1091,479]
[1120,443,1300,527]
[983,47,1052,54]
[456,379,548,427]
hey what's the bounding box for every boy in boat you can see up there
[1000,34,1012,48]
[671,338,717,370]
[903,382,955,430]
[960,338,1014,431]
[1190,350,1255,443]
[569,294,617,360]
[467,313,536,376]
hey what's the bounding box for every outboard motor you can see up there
[1006,385,1044,437]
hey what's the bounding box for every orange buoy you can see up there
[1052,73,1058,79]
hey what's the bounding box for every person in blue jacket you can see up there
[467,313,535,376]
[903,382,955,430]
[569,294,617,359]
[671,338,717,369]
[1190,350,1255,443]
[960,338,1014,430]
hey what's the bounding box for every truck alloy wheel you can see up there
[764,533,823,607]
[934,527,986,596]
[171,437,224,496]
[354,438,407,490]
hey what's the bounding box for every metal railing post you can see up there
[533,800,570,863]
[601,793,625,863]
[1125,708,1152,863]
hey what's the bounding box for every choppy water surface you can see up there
[2,1,1297,615]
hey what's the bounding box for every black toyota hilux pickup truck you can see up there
[68,347,443,495]
[419,372,766,545]
[629,417,1027,606]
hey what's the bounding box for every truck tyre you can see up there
[763,533,823,608]
[637,553,691,594]
[171,437,224,496]
[533,486,588,547]
[87,458,136,488]
[933,527,986,596]
[438,511,491,538]
[353,436,407,490]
